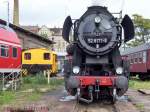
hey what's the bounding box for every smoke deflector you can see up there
[62,16,73,43]
[121,15,135,42]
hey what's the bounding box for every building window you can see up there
[12,47,17,58]
[24,53,31,60]
[0,45,9,57]
[44,53,50,60]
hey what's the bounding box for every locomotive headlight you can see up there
[95,16,101,23]
[73,66,80,74]
[116,67,123,75]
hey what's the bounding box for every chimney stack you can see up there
[13,0,19,26]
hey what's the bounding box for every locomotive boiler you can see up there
[62,6,134,103]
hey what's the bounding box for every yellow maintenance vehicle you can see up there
[22,48,58,76]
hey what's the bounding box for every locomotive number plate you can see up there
[87,38,108,44]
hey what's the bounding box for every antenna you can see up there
[120,0,125,16]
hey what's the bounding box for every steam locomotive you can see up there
[62,6,134,103]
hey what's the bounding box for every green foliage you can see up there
[0,75,64,107]
[0,91,16,105]
[127,14,150,47]
[129,79,150,89]
[23,74,64,86]
[23,74,47,85]
[127,38,144,47]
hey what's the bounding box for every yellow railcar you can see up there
[22,48,58,76]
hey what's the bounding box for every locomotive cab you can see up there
[63,6,134,103]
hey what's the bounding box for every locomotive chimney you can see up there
[13,0,19,26]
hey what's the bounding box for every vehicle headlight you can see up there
[116,67,123,75]
[73,66,80,74]
[95,16,101,23]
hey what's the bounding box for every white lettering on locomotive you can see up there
[87,38,108,44]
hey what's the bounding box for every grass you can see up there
[0,91,16,105]
[0,74,64,107]
[129,79,150,90]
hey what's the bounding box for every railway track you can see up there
[72,102,117,112]
[71,101,138,112]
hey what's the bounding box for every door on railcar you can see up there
[51,53,58,75]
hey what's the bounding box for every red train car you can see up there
[0,25,21,77]
[121,43,150,80]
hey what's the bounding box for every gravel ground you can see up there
[127,89,150,112]
[2,87,140,112]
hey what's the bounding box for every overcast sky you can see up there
[0,0,149,27]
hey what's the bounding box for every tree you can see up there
[127,14,150,47]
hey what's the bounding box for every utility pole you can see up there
[7,1,9,27]
[3,1,10,27]
[13,0,19,26]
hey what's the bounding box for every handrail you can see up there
[2,64,21,80]
[0,64,22,91]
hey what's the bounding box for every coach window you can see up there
[0,45,9,57]
[12,47,17,58]
[134,54,137,63]
[24,53,31,60]
[130,55,133,64]
[143,51,147,63]
[138,52,142,63]
[44,53,50,60]
[130,59,133,64]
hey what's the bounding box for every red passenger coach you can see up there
[0,25,21,77]
[121,43,150,80]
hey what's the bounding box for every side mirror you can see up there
[121,15,135,42]
[62,16,73,43]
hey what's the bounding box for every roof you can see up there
[50,28,62,36]
[0,19,54,44]
[0,25,20,45]
[22,48,55,53]
[121,43,150,55]
[21,25,39,33]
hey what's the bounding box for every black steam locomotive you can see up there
[62,6,134,103]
